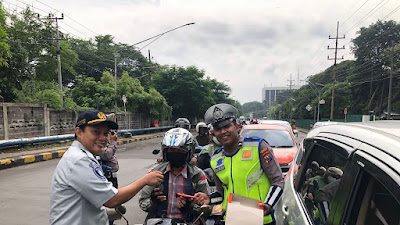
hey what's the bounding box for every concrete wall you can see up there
[0,103,172,140]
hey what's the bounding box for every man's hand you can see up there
[151,188,166,203]
[191,156,197,165]
[157,156,163,164]
[193,192,210,205]
[177,196,187,208]
[260,203,272,216]
[144,171,163,186]
[109,131,118,141]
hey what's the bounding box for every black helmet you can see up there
[175,118,191,130]
[204,103,238,129]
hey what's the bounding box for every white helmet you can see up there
[161,128,195,163]
[195,122,207,133]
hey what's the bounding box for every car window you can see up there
[346,172,400,225]
[241,129,294,147]
[298,142,348,224]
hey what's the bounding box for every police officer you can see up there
[193,103,284,225]
[50,110,163,225]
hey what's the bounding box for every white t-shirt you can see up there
[50,141,118,225]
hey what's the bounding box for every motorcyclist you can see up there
[196,125,222,170]
[156,118,198,164]
[175,118,191,130]
[139,128,209,224]
[195,122,210,146]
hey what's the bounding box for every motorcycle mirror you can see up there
[152,149,161,155]
[199,205,212,218]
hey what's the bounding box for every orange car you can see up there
[240,124,299,176]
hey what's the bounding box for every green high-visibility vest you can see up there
[210,137,274,224]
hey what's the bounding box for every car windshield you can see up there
[241,129,294,147]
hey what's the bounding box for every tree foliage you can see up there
[265,20,400,120]
[0,2,11,67]
[14,80,62,109]
[152,66,233,120]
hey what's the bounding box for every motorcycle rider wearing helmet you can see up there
[139,128,209,224]
[175,118,191,130]
[194,103,284,225]
[157,118,199,164]
[196,124,222,170]
[195,122,210,146]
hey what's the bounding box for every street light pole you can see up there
[113,22,195,113]
[308,82,324,122]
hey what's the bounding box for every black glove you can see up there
[151,187,165,204]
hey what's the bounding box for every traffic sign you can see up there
[122,95,127,103]
[344,107,347,115]
[305,105,312,111]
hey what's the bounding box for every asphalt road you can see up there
[0,130,307,225]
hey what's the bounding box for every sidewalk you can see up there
[0,132,165,170]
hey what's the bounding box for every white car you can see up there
[275,121,400,225]
[312,121,341,129]
[259,120,296,135]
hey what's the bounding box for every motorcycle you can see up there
[144,204,224,225]
[97,157,128,225]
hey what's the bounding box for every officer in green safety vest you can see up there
[194,103,284,225]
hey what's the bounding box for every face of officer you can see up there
[75,123,110,155]
[213,121,240,153]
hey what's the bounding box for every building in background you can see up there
[262,86,301,108]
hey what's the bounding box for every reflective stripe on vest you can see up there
[210,139,274,224]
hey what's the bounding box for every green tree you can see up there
[0,7,47,101]
[242,101,266,118]
[69,76,115,110]
[152,66,227,120]
[35,40,78,85]
[351,20,400,114]
[0,2,11,67]
[14,80,62,109]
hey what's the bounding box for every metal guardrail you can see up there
[0,126,173,147]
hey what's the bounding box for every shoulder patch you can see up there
[89,161,107,181]
[261,146,273,163]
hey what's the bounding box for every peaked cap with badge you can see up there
[76,110,118,130]
[204,103,238,129]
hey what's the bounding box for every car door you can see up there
[328,143,400,225]
[276,136,354,225]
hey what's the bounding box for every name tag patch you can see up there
[215,158,225,173]
[241,149,253,160]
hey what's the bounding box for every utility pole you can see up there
[287,74,295,120]
[328,21,345,120]
[387,40,394,120]
[39,13,64,106]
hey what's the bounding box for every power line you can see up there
[35,0,99,36]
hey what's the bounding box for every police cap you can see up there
[204,103,238,129]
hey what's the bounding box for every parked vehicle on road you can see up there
[275,121,400,225]
[259,119,299,136]
[240,124,298,176]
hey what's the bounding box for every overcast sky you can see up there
[4,0,400,104]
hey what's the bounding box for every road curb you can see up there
[0,134,163,170]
